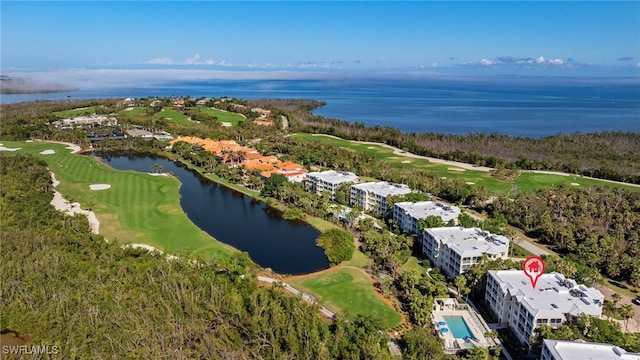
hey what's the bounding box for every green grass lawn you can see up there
[52,106,97,118]
[342,249,373,268]
[290,267,402,329]
[155,107,191,124]
[1,141,235,260]
[199,107,245,126]
[400,256,429,274]
[291,133,639,195]
[514,172,639,193]
[510,242,534,258]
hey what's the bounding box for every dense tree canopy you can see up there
[490,185,640,287]
[0,154,391,358]
[316,229,355,265]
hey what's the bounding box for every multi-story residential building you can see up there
[541,339,640,360]
[349,182,411,216]
[54,115,118,129]
[305,170,359,197]
[422,227,509,277]
[393,201,461,234]
[486,270,603,348]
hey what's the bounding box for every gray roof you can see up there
[395,201,460,222]
[127,128,153,137]
[306,170,359,185]
[425,227,509,257]
[351,181,411,197]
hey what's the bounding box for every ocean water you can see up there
[2,76,639,137]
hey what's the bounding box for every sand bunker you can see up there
[465,182,476,185]
[25,140,34,143]
[148,173,168,176]
[221,122,232,127]
[50,172,100,234]
[39,149,55,155]
[571,182,580,186]
[89,184,111,190]
[124,107,134,111]
[401,160,411,163]
[367,146,375,149]
[126,244,179,261]
[0,146,21,152]
[448,167,465,172]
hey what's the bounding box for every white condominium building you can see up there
[422,227,509,277]
[393,201,461,234]
[541,339,640,360]
[54,115,118,129]
[350,182,411,216]
[486,270,603,348]
[305,170,359,197]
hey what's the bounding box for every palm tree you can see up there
[612,293,622,307]
[603,300,616,319]
[454,276,467,301]
[235,150,246,165]
[620,304,635,332]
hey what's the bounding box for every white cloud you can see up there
[431,62,438,68]
[472,56,567,67]
[480,58,496,66]
[144,57,174,65]
[143,54,223,66]
[183,54,201,65]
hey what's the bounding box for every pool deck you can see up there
[433,299,496,353]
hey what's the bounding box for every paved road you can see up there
[257,276,336,319]
[511,236,552,256]
[462,208,552,256]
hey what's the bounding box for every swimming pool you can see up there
[443,316,474,339]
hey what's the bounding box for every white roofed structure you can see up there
[486,270,603,348]
[422,227,509,277]
[350,182,411,216]
[305,170,359,197]
[393,201,461,234]
[541,339,640,360]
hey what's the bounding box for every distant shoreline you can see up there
[0,77,78,94]
[1,77,637,137]
[1,88,78,95]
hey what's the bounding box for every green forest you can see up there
[0,154,396,359]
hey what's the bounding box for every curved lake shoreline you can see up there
[90,150,331,275]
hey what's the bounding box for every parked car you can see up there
[632,297,640,306]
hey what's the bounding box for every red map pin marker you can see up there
[523,256,545,289]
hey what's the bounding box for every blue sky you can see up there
[2,1,639,78]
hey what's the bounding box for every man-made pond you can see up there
[93,152,330,275]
